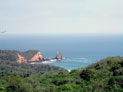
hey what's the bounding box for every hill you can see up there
[0,50,45,62]
[0,54,122,92]
[0,50,19,61]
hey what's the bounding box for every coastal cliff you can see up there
[17,54,27,63]
[17,51,45,63]
[29,52,45,62]
[16,50,62,63]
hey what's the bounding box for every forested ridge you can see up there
[0,50,123,92]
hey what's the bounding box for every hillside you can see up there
[0,50,67,76]
[0,50,44,62]
[0,50,19,61]
[0,55,122,92]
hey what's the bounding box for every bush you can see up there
[0,87,6,92]
[111,64,121,71]
[80,69,94,81]
[52,79,68,86]
[58,84,73,92]
[94,64,102,70]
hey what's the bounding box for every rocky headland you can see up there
[16,50,62,63]
[0,50,62,63]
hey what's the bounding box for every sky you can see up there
[0,0,123,35]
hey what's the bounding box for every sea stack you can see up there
[56,51,62,60]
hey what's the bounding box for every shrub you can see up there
[94,64,102,70]
[0,87,6,92]
[58,84,73,92]
[111,64,121,71]
[80,69,94,81]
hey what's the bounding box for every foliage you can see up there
[80,69,94,81]
[0,50,123,92]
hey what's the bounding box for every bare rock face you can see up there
[17,54,27,63]
[29,52,45,62]
[56,51,62,60]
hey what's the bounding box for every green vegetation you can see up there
[0,50,123,92]
[0,50,40,61]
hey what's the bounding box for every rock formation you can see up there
[16,50,62,63]
[17,54,27,63]
[29,52,45,62]
[56,51,62,60]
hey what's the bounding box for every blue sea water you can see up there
[0,34,123,70]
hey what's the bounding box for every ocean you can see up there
[0,34,123,70]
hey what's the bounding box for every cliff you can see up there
[17,54,27,63]
[29,52,45,62]
[21,50,40,60]
[17,50,45,63]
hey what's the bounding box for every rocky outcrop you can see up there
[17,54,27,63]
[56,51,62,60]
[29,52,45,62]
[16,50,62,63]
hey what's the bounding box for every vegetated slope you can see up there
[0,50,41,61]
[0,56,123,92]
[0,50,19,61]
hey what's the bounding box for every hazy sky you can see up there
[0,0,123,35]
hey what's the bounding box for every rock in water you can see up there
[56,51,62,60]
